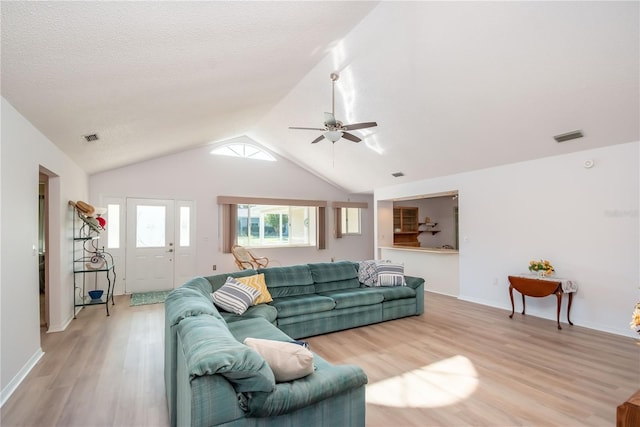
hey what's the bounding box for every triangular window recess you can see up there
[210,143,276,161]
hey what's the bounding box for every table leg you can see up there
[509,285,515,318]
[521,294,526,315]
[567,292,574,325]
[555,291,562,330]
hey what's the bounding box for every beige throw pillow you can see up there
[244,338,314,382]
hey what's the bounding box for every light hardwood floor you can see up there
[2,293,638,426]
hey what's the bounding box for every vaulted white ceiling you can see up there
[2,1,638,194]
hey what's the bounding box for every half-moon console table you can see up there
[507,275,577,330]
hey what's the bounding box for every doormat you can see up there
[130,290,172,307]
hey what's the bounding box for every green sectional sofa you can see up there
[164,261,425,426]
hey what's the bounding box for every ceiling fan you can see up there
[289,72,378,144]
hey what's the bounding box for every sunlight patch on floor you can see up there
[366,355,478,408]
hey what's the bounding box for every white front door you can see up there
[126,198,176,293]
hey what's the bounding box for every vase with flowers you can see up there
[529,259,554,278]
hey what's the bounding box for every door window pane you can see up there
[179,206,190,247]
[136,205,165,248]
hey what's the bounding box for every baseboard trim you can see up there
[0,348,44,407]
[47,313,74,333]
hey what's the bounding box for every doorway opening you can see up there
[38,171,49,329]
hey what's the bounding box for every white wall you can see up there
[376,142,639,337]
[1,97,88,404]
[89,136,374,294]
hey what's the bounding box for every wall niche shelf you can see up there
[418,222,441,235]
[393,207,420,247]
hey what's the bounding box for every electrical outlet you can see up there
[212,265,217,271]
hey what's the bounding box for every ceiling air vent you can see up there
[391,172,405,177]
[83,133,99,142]
[553,130,583,143]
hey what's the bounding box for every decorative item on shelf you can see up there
[630,302,640,336]
[88,289,104,300]
[528,259,554,277]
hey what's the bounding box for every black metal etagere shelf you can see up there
[71,205,116,317]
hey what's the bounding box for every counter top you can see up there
[380,246,459,254]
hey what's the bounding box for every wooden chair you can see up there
[231,245,269,270]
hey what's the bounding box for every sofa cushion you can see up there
[211,278,261,315]
[245,357,368,417]
[222,303,278,324]
[181,276,214,296]
[244,338,315,382]
[259,265,315,298]
[308,261,358,283]
[369,285,416,301]
[236,273,273,304]
[227,317,294,342]
[318,288,384,309]
[314,277,361,293]
[165,286,223,327]
[177,316,275,393]
[270,295,335,318]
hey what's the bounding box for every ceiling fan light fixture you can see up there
[324,130,343,142]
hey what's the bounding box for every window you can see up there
[341,207,362,235]
[210,143,276,161]
[218,196,327,252]
[236,204,316,248]
[333,201,368,238]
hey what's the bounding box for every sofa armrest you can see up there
[246,363,367,417]
[404,275,425,290]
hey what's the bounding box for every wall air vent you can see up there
[391,172,405,177]
[553,130,583,143]
[83,133,99,142]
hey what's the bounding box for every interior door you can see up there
[126,198,175,293]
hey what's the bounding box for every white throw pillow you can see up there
[376,262,406,287]
[244,338,314,382]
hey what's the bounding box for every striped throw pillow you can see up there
[211,277,261,314]
[376,262,405,287]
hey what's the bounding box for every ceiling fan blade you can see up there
[311,135,325,144]
[342,121,378,131]
[341,132,362,143]
[289,126,326,131]
[324,112,337,127]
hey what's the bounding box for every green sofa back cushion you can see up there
[165,285,223,327]
[178,315,276,393]
[308,261,358,283]
[309,261,360,292]
[258,265,315,298]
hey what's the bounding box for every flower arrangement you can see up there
[528,259,554,276]
[630,302,640,335]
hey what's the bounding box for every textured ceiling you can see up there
[2,1,639,194]
[1,1,377,173]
